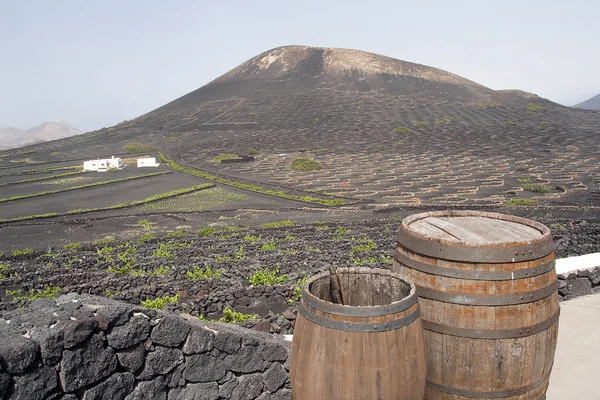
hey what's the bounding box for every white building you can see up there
[137,157,160,168]
[83,156,123,171]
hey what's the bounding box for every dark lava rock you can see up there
[230,373,264,400]
[0,336,39,374]
[224,345,263,373]
[174,382,218,400]
[182,325,214,354]
[60,333,118,392]
[262,337,290,362]
[107,316,150,350]
[95,304,133,331]
[183,353,226,383]
[137,347,183,380]
[116,342,146,373]
[567,278,593,297]
[0,373,10,399]
[218,377,239,398]
[150,315,190,347]
[82,372,135,400]
[57,318,98,349]
[124,377,166,400]
[30,327,64,366]
[263,362,288,393]
[212,330,242,354]
[10,365,57,400]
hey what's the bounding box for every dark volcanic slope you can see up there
[12,45,600,207]
[574,93,600,110]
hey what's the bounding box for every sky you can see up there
[1,0,599,132]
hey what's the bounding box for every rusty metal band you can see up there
[422,310,559,339]
[397,228,555,263]
[426,376,549,398]
[416,280,557,306]
[301,287,417,317]
[394,247,556,281]
[297,303,420,332]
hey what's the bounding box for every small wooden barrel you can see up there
[290,267,426,400]
[392,211,559,400]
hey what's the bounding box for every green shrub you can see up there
[540,121,551,127]
[549,223,566,231]
[517,178,531,183]
[199,227,217,237]
[336,226,349,234]
[63,242,81,250]
[506,198,538,206]
[242,234,260,243]
[215,255,232,262]
[305,246,321,253]
[210,154,241,164]
[187,265,223,280]
[152,243,174,259]
[137,219,155,230]
[503,121,517,127]
[123,142,155,153]
[284,235,296,241]
[261,220,294,229]
[92,236,115,245]
[107,265,131,275]
[138,233,156,243]
[247,149,258,156]
[523,184,551,193]
[14,286,60,301]
[11,248,34,256]
[476,103,499,109]
[288,276,310,303]
[164,136,178,143]
[106,166,120,172]
[141,294,179,309]
[526,103,543,112]
[434,119,447,125]
[413,121,428,127]
[290,158,322,171]
[165,229,188,238]
[260,240,277,251]
[218,306,258,323]
[248,266,288,286]
[350,240,376,254]
[393,126,412,134]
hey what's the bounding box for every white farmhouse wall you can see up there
[137,157,159,167]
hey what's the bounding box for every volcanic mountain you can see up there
[0,121,83,150]
[573,94,600,110]
[14,46,600,207]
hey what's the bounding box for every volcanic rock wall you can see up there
[0,294,291,400]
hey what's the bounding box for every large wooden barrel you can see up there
[392,211,559,400]
[290,267,426,400]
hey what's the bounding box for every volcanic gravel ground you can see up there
[1,217,598,334]
[0,172,208,219]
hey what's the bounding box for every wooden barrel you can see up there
[392,211,559,400]
[290,267,426,400]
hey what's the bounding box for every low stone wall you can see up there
[558,266,600,300]
[0,294,291,400]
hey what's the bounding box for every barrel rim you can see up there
[301,267,417,317]
[399,210,554,262]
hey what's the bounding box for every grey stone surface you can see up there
[107,316,150,350]
[262,337,290,362]
[28,298,57,311]
[272,389,292,400]
[212,330,241,354]
[95,304,133,330]
[138,347,183,380]
[591,267,600,285]
[0,373,10,399]
[175,382,219,400]
[10,365,57,400]
[230,374,264,400]
[182,326,214,354]
[116,343,146,373]
[57,318,98,349]
[0,336,39,374]
[568,278,593,297]
[124,377,167,400]
[263,362,287,393]
[183,353,226,383]
[224,345,263,373]
[60,333,118,392]
[82,372,135,400]
[150,315,190,347]
[218,377,239,398]
[30,327,64,366]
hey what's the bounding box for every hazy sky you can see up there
[1,1,598,132]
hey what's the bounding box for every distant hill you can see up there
[0,121,83,150]
[573,94,600,110]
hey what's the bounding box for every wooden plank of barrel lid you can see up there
[392,211,559,400]
[290,267,426,400]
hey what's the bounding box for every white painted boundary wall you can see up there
[555,252,600,275]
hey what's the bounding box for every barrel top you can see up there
[409,216,542,244]
[399,211,554,262]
